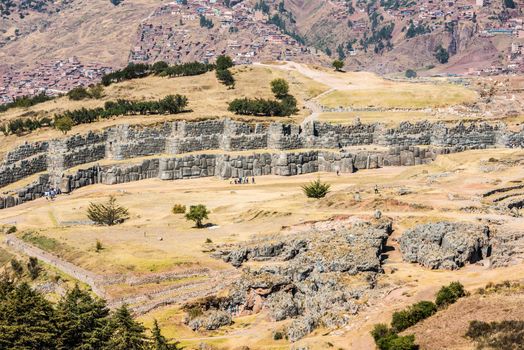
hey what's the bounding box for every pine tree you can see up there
[105,305,149,350]
[87,196,129,226]
[0,282,57,349]
[151,319,179,350]
[55,285,111,350]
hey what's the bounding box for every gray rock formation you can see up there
[187,219,392,341]
[399,222,491,269]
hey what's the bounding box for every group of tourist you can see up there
[44,187,61,201]
[230,177,256,185]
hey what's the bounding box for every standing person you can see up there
[374,185,379,195]
[252,177,255,184]
[336,170,340,176]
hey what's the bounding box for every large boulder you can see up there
[399,222,491,269]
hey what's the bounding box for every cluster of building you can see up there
[129,0,316,65]
[0,57,112,104]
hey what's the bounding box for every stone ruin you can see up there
[183,218,393,341]
[1,118,524,210]
[399,222,491,270]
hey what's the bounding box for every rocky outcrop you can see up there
[187,218,392,341]
[399,222,491,269]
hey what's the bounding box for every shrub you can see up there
[185,205,210,228]
[95,240,103,252]
[88,84,104,99]
[67,87,91,100]
[435,281,465,308]
[10,259,24,277]
[405,69,417,78]
[172,204,186,214]
[302,179,331,199]
[54,115,74,134]
[27,257,41,280]
[270,78,290,99]
[87,196,129,226]
[391,301,436,332]
[332,59,344,71]
[6,226,17,234]
[435,45,449,64]
[466,320,524,349]
[273,331,283,340]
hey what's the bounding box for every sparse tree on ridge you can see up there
[332,59,344,72]
[54,115,74,135]
[270,78,290,99]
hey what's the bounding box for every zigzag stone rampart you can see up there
[1,118,523,209]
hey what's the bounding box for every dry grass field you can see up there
[1,148,524,349]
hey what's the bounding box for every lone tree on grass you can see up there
[270,78,290,99]
[87,196,129,226]
[185,204,210,228]
[302,179,331,199]
[332,59,344,72]
[54,115,74,135]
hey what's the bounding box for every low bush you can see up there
[371,324,418,350]
[6,226,17,234]
[172,204,186,214]
[435,281,465,308]
[391,301,436,332]
[466,320,524,349]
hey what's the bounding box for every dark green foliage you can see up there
[6,225,17,234]
[435,45,449,64]
[216,55,234,71]
[216,68,235,89]
[96,240,104,252]
[199,15,214,29]
[87,196,129,226]
[111,0,124,5]
[466,320,524,349]
[27,257,41,280]
[372,324,418,350]
[405,69,417,78]
[0,93,53,113]
[67,87,91,101]
[0,277,178,349]
[55,285,111,349]
[105,305,149,350]
[228,79,297,117]
[391,301,436,332]
[302,179,331,199]
[254,0,270,14]
[405,20,431,38]
[435,281,465,308]
[333,60,344,71]
[151,319,180,350]
[101,61,213,86]
[270,78,289,99]
[0,282,56,349]
[185,204,210,228]
[268,13,306,45]
[504,0,516,8]
[10,259,24,277]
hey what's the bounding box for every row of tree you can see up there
[0,93,53,113]
[0,276,179,349]
[1,95,188,136]
[228,79,298,117]
[215,55,235,89]
[101,61,214,86]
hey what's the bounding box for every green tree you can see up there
[88,84,104,99]
[55,285,111,350]
[185,204,210,228]
[504,0,516,8]
[270,78,290,99]
[435,45,449,64]
[105,305,149,350]
[87,196,129,226]
[151,319,179,350]
[67,87,91,100]
[10,259,23,278]
[435,281,465,308]
[216,68,235,89]
[302,179,331,199]
[215,55,234,71]
[54,115,74,134]
[332,59,344,71]
[405,69,417,78]
[0,282,57,349]
[27,257,41,280]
